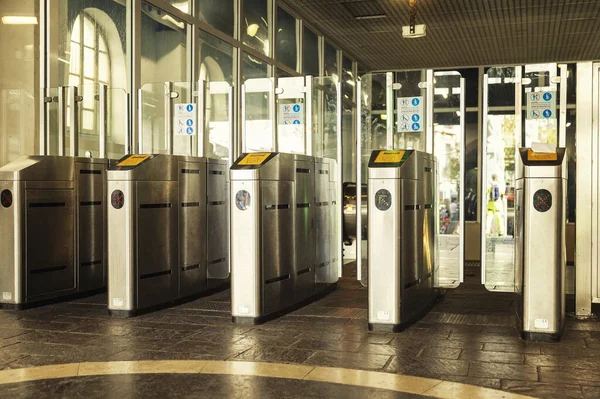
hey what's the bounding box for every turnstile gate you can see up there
[514,147,567,341]
[106,154,229,316]
[0,156,108,307]
[230,152,339,324]
[367,150,439,331]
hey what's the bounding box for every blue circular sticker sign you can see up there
[411,98,420,106]
[543,110,552,118]
[412,114,420,122]
[186,119,193,126]
[412,123,421,131]
[543,92,552,101]
[186,104,194,112]
[293,104,301,112]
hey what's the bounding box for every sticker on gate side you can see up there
[527,149,557,161]
[117,154,151,167]
[374,150,406,164]
[237,153,272,166]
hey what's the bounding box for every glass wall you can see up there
[276,7,297,71]
[0,0,39,166]
[324,41,338,79]
[303,27,319,76]
[243,0,270,56]
[198,0,235,36]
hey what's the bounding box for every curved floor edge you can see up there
[0,360,535,399]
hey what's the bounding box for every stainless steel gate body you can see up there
[0,156,107,307]
[107,154,229,316]
[514,147,567,341]
[230,152,339,324]
[367,150,439,331]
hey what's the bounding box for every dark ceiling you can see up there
[281,0,600,71]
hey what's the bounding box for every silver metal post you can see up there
[137,89,143,154]
[426,69,434,154]
[241,83,247,153]
[480,74,489,284]
[165,81,174,155]
[197,79,206,158]
[57,86,67,156]
[126,92,132,154]
[41,88,52,155]
[336,81,343,278]
[98,83,108,158]
[559,64,568,148]
[459,77,466,283]
[228,84,234,165]
[356,79,363,281]
[69,86,80,157]
[271,78,277,152]
[386,72,394,149]
[305,76,313,156]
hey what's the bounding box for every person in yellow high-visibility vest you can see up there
[486,174,503,236]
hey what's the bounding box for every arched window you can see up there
[68,12,111,134]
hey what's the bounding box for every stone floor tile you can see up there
[459,349,524,364]
[581,386,600,399]
[292,338,362,352]
[108,349,221,362]
[483,342,542,354]
[439,375,502,390]
[233,346,316,364]
[356,343,421,358]
[160,340,252,358]
[386,357,470,379]
[468,362,538,382]
[525,354,600,369]
[417,346,462,360]
[539,367,600,386]
[304,350,390,371]
[0,329,30,340]
[501,379,585,399]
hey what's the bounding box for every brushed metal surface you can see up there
[368,150,439,326]
[206,159,229,279]
[136,180,178,309]
[294,159,315,300]
[179,161,207,298]
[515,150,567,337]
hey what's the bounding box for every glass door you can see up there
[433,71,465,288]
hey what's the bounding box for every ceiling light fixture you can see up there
[1,16,38,25]
[247,23,259,37]
[355,14,387,20]
[402,0,426,38]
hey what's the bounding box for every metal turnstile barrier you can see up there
[106,154,229,316]
[514,147,567,341]
[367,150,439,331]
[230,152,339,324]
[0,156,108,307]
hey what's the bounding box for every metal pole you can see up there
[241,83,247,153]
[197,79,206,158]
[356,79,363,282]
[459,77,466,283]
[137,89,143,154]
[386,72,394,149]
[559,64,568,148]
[305,76,313,156]
[480,74,489,285]
[69,86,79,157]
[42,89,52,155]
[228,84,234,165]
[336,81,343,278]
[57,86,67,156]
[271,78,278,152]
[165,81,174,155]
[426,69,434,154]
[98,83,108,158]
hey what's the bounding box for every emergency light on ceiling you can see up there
[402,0,426,38]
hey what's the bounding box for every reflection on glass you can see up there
[324,42,338,79]
[303,27,319,76]
[141,3,187,84]
[165,0,189,14]
[243,54,272,152]
[566,109,576,223]
[199,0,234,36]
[199,32,234,162]
[243,0,270,56]
[276,7,298,71]
[0,0,39,165]
[464,112,478,222]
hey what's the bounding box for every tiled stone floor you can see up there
[0,265,598,398]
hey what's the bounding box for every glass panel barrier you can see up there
[433,71,465,288]
[44,88,62,156]
[204,81,233,163]
[393,70,428,152]
[482,66,519,292]
[277,77,308,154]
[242,78,275,153]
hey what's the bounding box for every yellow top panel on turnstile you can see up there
[527,149,557,162]
[374,150,406,164]
[117,154,151,167]
[237,152,272,166]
